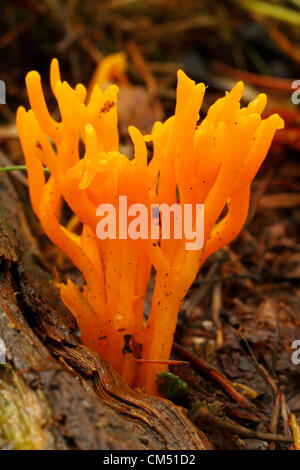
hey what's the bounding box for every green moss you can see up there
[156,371,188,401]
[0,367,51,450]
[189,400,222,419]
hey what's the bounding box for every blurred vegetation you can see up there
[1,0,300,115]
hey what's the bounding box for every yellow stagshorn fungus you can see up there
[17,59,283,394]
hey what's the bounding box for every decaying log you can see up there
[0,170,210,450]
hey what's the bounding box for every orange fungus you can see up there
[17,59,283,394]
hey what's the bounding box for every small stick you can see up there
[269,393,281,450]
[193,407,293,444]
[184,260,220,317]
[235,330,279,395]
[134,359,188,366]
[173,342,250,408]
[211,281,223,347]
[270,393,281,434]
[0,165,49,173]
[290,413,300,450]
[281,394,291,437]
[268,27,300,66]
[213,61,296,92]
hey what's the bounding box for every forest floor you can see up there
[1,0,300,450]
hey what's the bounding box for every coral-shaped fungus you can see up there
[17,59,283,394]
